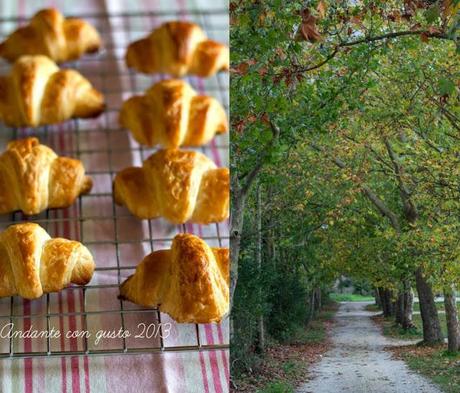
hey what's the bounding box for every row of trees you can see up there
[231,0,460,374]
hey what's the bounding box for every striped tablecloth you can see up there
[0,1,229,392]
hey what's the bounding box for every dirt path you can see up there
[296,302,442,393]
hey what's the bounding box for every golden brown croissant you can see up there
[120,79,228,148]
[113,149,229,224]
[0,55,105,127]
[0,8,101,63]
[0,137,92,215]
[120,233,229,323]
[0,223,95,299]
[125,21,229,77]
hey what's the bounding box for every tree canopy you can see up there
[231,0,460,373]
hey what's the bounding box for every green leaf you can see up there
[438,78,456,95]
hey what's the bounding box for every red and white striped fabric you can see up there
[0,0,229,392]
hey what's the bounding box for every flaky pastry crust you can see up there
[113,149,229,224]
[0,8,101,63]
[0,223,95,299]
[0,137,92,215]
[0,55,105,127]
[125,21,229,77]
[120,79,227,148]
[119,233,229,324]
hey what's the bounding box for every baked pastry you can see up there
[0,223,95,299]
[120,79,228,148]
[113,149,229,224]
[0,8,101,63]
[119,233,229,324]
[0,55,105,127]
[125,21,229,77]
[0,137,92,215]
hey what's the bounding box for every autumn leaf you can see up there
[317,0,327,19]
[388,11,401,22]
[258,67,268,76]
[231,59,257,75]
[233,62,249,75]
[260,113,270,125]
[350,15,363,26]
[275,47,286,60]
[428,26,442,34]
[299,8,322,43]
[442,0,460,21]
[420,32,429,42]
[233,119,245,134]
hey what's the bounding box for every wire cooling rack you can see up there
[0,8,229,359]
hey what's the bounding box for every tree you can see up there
[231,0,460,374]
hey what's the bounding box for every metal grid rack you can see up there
[0,8,229,359]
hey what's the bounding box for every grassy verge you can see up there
[232,302,339,393]
[390,345,460,393]
[364,303,380,312]
[329,293,374,302]
[412,302,460,312]
[375,305,459,340]
[373,311,460,393]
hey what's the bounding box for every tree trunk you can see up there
[401,286,414,330]
[380,288,394,317]
[230,181,246,342]
[316,287,322,311]
[255,185,265,353]
[377,287,385,313]
[396,281,414,329]
[444,286,459,352]
[375,288,382,308]
[308,289,316,324]
[230,181,246,306]
[395,291,403,325]
[230,120,279,308]
[415,268,443,344]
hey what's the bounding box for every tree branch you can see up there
[340,30,449,47]
[383,138,418,224]
[310,143,346,168]
[289,29,450,77]
[310,143,401,232]
[361,186,401,232]
[293,47,339,74]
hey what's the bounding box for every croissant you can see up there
[0,137,92,215]
[119,233,229,323]
[0,55,105,127]
[0,8,101,63]
[0,223,95,299]
[125,21,229,77]
[120,79,228,148]
[113,149,229,224]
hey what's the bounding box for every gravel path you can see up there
[296,302,442,393]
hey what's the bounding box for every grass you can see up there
[378,303,460,340]
[329,293,374,302]
[380,313,450,339]
[289,308,337,344]
[374,306,460,393]
[365,303,380,312]
[257,381,294,393]
[412,302,460,312]
[391,345,460,393]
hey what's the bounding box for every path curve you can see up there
[296,302,442,393]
